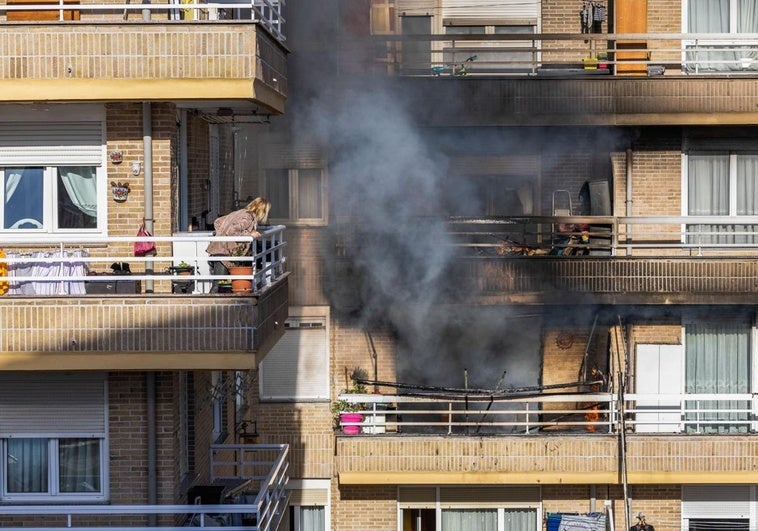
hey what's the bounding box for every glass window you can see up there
[2,166,100,232]
[686,0,758,72]
[264,168,326,224]
[687,152,758,244]
[290,505,326,531]
[4,437,104,499]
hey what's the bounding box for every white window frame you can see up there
[682,0,758,73]
[0,165,106,237]
[1,436,107,502]
[263,168,328,226]
[288,479,331,531]
[258,306,330,402]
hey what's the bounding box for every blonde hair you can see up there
[246,197,271,224]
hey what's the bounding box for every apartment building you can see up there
[242,0,758,530]
[0,2,291,529]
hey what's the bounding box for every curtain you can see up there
[504,508,537,530]
[4,168,43,230]
[298,169,322,219]
[441,509,497,531]
[735,154,758,242]
[299,506,325,531]
[7,438,48,493]
[685,323,750,433]
[688,154,729,243]
[59,438,100,493]
[687,0,758,72]
[58,167,98,228]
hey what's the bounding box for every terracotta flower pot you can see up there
[229,266,254,293]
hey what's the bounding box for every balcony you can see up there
[0,1,287,112]
[0,226,288,371]
[334,392,758,486]
[446,215,758,305]
[347,32,758,127]
[0,443,290,531]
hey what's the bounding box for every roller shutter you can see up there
[682,485,751,519]
[0,372,107,435]
[442,0,539,19]
[0,121,103,166]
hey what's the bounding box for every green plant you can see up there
[178,261,191,269]
[331,368,368,427]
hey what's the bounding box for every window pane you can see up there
[59,438,101,493]
[57,167,98,229]
[266,169,290,219]
[7,438,48,493]
[298,169,322,219]
[689,0,729,32]
[441,508,497,531]
[300,506,325,531]
[3,168,44,230]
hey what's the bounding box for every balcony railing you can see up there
[0,225,286,297]
[337,392,758,436]
[358,32,758,77]
[0,443,289,531]
[1,0,285,41]
[450,215,758,257]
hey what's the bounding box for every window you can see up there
[264,168,326,224]
[259,308,329,401]
[399,486,541,531]
[685,152,758,244]
[443,23,537,74]
[288,480,330,531]
[684,321,750,433]
[5,438,103,497]
[2,166,100,232]
[685,0,758,72]
[0,372,107,502]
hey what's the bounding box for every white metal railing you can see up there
[0,0,286,42]
[366,31,758,76]
[0,225,286,296]
[449,215,758,257]
[337,392,758,435]
[0,444,289,530]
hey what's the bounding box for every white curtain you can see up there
[685,322,750,433]
[7,438,48,493]
[503,508,538,530]
[441,509,497,531]
[58,166,98,224]
[59,438,100,493]
[688,154,729,243]
[687,0,758,71]
[299,506,325,531]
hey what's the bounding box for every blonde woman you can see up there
[206,197,271,290]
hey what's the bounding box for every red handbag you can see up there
[134,223,156,256]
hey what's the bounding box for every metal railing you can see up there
[337,392,758,436]
[0,443,290,530]
[0,225,286,296]
[357,31,758,77]
[0,0,286,42]
[449,215,758,257]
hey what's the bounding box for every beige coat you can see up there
[205,208,258,267]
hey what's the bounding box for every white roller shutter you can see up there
[0,121,103,166]
[442,0,538,19]
[396,0,435,16]
[682,485,751,519]
[0,372,107,435]
[259,318,329,401]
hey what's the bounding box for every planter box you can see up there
[85,279,141,294]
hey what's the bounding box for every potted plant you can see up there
[331,368,368,435]
[175,261,194,276]
[228,245,254,293]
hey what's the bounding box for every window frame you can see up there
[0,164,107,239]
[1,436,107,502]
[263,168,328,226]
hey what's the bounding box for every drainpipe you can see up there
[179,109,188,231]
[147,372,157,526]
[625,148,633,248]
[143,102,154,293]
[143,101,157,524]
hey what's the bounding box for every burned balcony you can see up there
[0,227,288,371]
